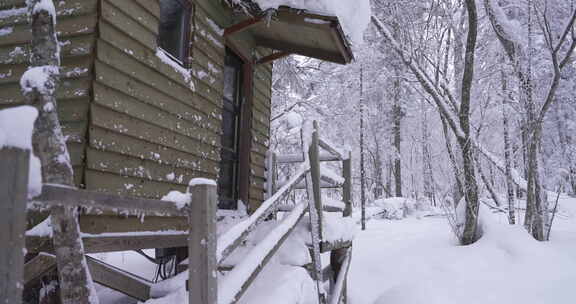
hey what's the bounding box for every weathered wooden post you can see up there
[188,179,218,304]
[265,150,277,200]
[303,120,325,303]
[330,152,352,303]
[0,147,30,304]
[308,121,324,238]
[342,152,352,217]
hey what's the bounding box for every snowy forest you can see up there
[273,0,576,242]
[1,0,576,303]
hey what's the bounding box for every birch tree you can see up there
[371,0,482,244]
[21,1,98,302]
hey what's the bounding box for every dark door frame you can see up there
[221,45,254,210]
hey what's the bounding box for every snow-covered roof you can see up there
[226,0,372,64]
[248,0,371,45]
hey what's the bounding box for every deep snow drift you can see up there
[349,198,576,304]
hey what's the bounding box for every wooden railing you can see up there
[1,141,218,304]
[217,120,354,304]
[1,119,352,304]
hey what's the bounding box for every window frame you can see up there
[157,0,193,68]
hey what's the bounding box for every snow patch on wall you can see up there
[155,48,195,91]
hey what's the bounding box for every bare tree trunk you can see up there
[359,65,366,230]
[392,67,403,197]
[440,115,463,205]
[501,69,516,224]
[458,0,481,245]
[22,1,98,303]
[421,107,435,204]
[478,159,502,207]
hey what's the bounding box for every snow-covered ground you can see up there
[94,197,576,304]
[349,198,576,304]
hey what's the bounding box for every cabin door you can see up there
[218,49,244,209]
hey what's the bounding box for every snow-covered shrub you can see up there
[373,197,441,220]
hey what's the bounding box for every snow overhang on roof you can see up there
[225,2,354,64]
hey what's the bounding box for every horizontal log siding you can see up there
[249,52,273,207]
[89,0,226,199]
[0,0,98,187]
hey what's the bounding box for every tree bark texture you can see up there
[23,1,98,303]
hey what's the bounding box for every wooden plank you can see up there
[329,247,352,304]
[135,0,161,20]
[90,104,220,161]
[23,253,56,284]
[1,76,92,105]
[83,170,195,200]
[0,0,98,27]
[93,63,221,132]
[0,55,92,85]
[34,184,185,217]
[277,203,344,213]
[277,153,342,163]
[86,256,152,301]
[93,81,220,142]
[61,120,88,144]
[195,0,232,28]
[1,14,97,46]
[217,168,308,265]
[319,138,345,161]
[0,33,95,65]
[265,151,277,200]
[256,37,345,64]
[86,148,217,187]
[79,215,188,235]
[107,0,159,35]
[101,0,157,50]
[0,147,29,304]
[27,234,189,254]
[88,126,219,174]
[308,122,324,237]
[193,23,226,66]
[188,182,218,304]
[303,121,325,303]
[342,154,352,217]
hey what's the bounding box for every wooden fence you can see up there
[1,120,353,304]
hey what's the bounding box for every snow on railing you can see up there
[217,162,310,264]
[218,119,354,304]
[320,165,345,186]
[219,203,307,304]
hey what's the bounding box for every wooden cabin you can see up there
[0,0,353,211]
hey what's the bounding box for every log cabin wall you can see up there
[0,0,98,187]
[88,0,223,198]
[0,0,272,209]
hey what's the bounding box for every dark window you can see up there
[159,0,191,65]
[218,50,244,209]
